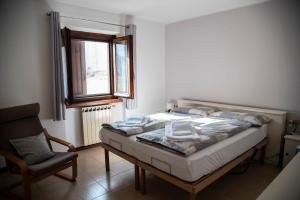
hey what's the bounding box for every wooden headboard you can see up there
[177,99,287,164]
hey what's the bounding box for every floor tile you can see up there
[0,146,279,200]
[97,169,135,192]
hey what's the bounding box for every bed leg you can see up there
[140,168,146,194]
[135,165,140,190]
[104,149,110,171]
[189,192,197,200]
[260,145,266,164]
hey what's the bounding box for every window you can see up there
[113,36,134,97]
[63,28,134,106]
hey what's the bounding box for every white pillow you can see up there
[209,111,271,126]
[172,106,216,117]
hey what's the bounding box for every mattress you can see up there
[100,117,268,182]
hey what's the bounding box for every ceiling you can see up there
[51,0,270,24]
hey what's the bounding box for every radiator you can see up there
[81,105,112,146]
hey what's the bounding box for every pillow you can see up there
[172,106,216,117]
[209,111,271,126]
[10,132,55,165]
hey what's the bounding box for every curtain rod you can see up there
[47,12,129,28]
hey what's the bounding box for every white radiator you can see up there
[81,105,112,146]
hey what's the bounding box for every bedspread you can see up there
[136,118,251,156]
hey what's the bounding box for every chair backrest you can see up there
[0,103,44,153]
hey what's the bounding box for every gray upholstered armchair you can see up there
[0,103,78,200]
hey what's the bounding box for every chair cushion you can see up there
[28,152,78,176]
[9,133,55,165]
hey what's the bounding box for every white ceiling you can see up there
[51,0,270,24]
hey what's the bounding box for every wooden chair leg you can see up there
[72,158,78,180]
[55,172,75,182]
[23,180,31,200]
[260,145,266,164]
[140,168,146,194]
[134,165,140,190]
[189,192,197,200]
[55,159,78,182]
[105,149,110,171]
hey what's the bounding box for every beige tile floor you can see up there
[0,147,279,200]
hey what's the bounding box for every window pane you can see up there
[71,40,110,97]
[114,40,129,95]
[85,41,110,95]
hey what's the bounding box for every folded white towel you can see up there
[165,121,204,142]
[171,121,193,136]
[165,121,236,141]
[126,115,147,124]
[118,115,150,127]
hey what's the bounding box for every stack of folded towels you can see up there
[117,115,150,127]
[165,121,207,142]
[103,114,167,136]
[115,115,150,134]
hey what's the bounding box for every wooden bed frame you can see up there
[101,138,268,200]
[100,99,287,200]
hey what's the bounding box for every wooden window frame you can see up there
[112,35,134,98]
[63,28,134,107]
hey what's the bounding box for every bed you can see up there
[101,124,268,182]
[99,99,287,200]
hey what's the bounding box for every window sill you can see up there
[66,98,122,109]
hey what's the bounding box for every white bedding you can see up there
[100,114,268,182]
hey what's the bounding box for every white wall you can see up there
[0,0,52,119]
[126,17,166,116]
[0,0,165,164]
[47,1,123,34]
[166,0,300,117]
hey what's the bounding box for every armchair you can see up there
[0,103,78,200]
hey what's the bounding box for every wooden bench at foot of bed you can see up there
[100,137,268,200]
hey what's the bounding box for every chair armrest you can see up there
[43,128,76,152]
[0,149,28,174]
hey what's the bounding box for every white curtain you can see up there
[49,11,66,121]
[124,24,137,110]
